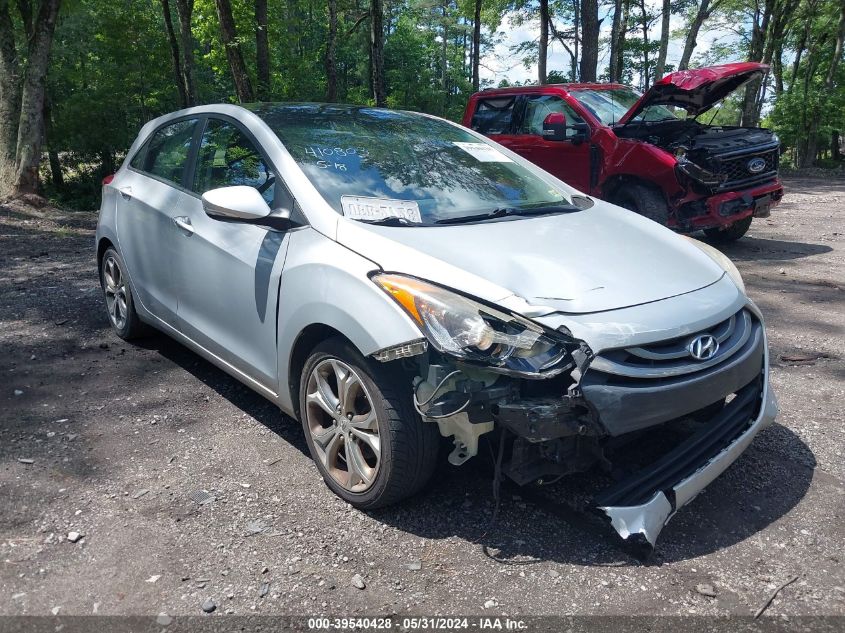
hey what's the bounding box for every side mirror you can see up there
[542,112,568,141]
[202,185,272,220]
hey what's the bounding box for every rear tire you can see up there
[99,247,148,340]
[299,338,438,509]
[703,216,752,243]
[611,183,670,226]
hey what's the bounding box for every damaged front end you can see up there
[371,273,777,556]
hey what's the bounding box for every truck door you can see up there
[508,94,593,193]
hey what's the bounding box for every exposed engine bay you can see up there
[378,299,773,556]
[615,118,776,154]
[615,119,780,192]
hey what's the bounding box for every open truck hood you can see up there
[618,62,769,123]
[336,199,726,315]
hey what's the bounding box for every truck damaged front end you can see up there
[373,273,778,554]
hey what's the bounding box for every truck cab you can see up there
[462,63,784,241]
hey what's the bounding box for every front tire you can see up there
[299,338,438,509]
[99,247,148,340]
[703,215,752,243]
[611,183,670,226]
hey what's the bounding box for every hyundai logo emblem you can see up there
[747,157,767,174]
[688,334,719,361]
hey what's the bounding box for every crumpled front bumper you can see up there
[594,367,778,554]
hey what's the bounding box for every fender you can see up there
[275,227,424,415]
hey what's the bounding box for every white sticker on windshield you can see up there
[341,196,422,223]
[452,141,513,163]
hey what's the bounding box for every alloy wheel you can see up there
[102,254,128,330]
[305,358,381,493]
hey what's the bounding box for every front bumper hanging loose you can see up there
[594,374,778,555]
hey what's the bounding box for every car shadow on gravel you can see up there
[132,333,310,454]
[123,334,815,569]
[370,421,816,568]
[704,236,833,262]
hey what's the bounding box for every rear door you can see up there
[116,118,200,327]
[172,117,291,392]
[508,94,593,192]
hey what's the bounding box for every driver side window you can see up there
[193,119,275,205]
[518,95,584,138]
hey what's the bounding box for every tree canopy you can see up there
[0,0,842,206]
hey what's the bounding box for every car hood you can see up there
[618,62,768,123]
[335,200,726,315]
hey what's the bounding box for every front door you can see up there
[508,95,593,193]
[116,118,199,327]
[172,117,291,392]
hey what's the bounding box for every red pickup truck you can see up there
[462,63,783,241]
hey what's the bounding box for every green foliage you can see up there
[24,0,845,207]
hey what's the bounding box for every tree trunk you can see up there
[608,0,623,81]
[16,0,33,39]
[654,0,670,78]
[472,0,481,91]
[539,0,548,84]
[611,0,629,82]
[440,3,448,93]
[678,0,712,71]
[772,39,784,95]
[740,0,772,126]
[0,0,20,196]
[370,0,386,106]
[175,0,196,105]
[825,1,845,88]
[13,0,62,196]
[637,0,650,88]
[255,0,269,99]
[580,0,599,81]
[160,0,188,108]
[325,0,337,101]
[215,0,254,103]
[43,93,62,188]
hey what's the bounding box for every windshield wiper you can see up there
[434,204,580,225]
[356,216,420,227]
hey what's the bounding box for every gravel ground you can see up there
[1,175,843,620]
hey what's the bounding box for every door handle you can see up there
[119,186,133,200]
[173,216,194,235]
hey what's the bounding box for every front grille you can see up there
[589,309,755,380]
[710,146,779,191]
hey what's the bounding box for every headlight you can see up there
[372,274,576,377]
[685,237,745,293]
[676,157,723,187]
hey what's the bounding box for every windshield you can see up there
[569,88,679,125]
[250,104,572,224]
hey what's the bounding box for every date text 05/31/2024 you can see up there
[307,617,529,631]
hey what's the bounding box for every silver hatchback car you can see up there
[96,103,777,551]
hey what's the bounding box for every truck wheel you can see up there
[703,216,752,243]
[611,184,670,226]
[299,338,439,509]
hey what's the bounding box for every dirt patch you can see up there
[1,175,844,617]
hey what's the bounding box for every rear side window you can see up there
[129,142,147,169]
[139,119,198,185]
[470,97,516,135]
[192,119,275,204]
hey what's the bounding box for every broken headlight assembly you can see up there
[372,273,575,378]
[674,149,723,188]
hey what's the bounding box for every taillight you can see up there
[102,174,115,186]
